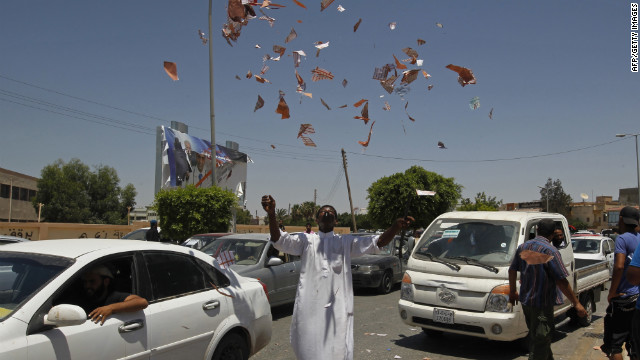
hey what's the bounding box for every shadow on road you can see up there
[270,303,294,321]
[353,284,400,297]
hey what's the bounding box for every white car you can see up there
[0,239,271,360]
[571,235,615,277]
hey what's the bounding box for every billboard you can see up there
[160,126,248,203]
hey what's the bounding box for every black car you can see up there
[351,234,405,294]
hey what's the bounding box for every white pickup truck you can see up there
[398,211,609,342]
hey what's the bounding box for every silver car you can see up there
[201,233,300,307]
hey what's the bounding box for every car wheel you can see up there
[212,332,248,360]
[577,293,594,327]
[378,271,393,294]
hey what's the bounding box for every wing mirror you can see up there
[267,257,284,266]
[44,304,87,327]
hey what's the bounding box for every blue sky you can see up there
[1,0,638,218]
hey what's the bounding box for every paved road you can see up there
[252,282,619,360]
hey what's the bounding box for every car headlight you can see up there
[358,265,380,272]
[401,273,414,301]
[485,284,512,313]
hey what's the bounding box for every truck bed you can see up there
[574,258,609,294]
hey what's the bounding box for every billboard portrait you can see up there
[160,126,248,203]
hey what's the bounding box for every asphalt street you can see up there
[251,282,619,360]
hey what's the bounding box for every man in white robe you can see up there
[261,195,413,360]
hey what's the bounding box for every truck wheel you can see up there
[577,293,594,327]
[378,271,393,294]
[422,328,444,337]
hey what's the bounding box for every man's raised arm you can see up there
[262,195,281,242]
[377,216,414,248]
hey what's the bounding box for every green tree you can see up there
[154,185,236,242]
[235,207,253,225]
[539,178,572,216]
[33,159,136,224]
[367,166,462,229]
[458,192,503,211]
[337,212,373,231]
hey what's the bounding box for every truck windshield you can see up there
[414,219,520,266]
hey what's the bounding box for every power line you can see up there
[346,138,628,164]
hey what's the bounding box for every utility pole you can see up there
[38,203,44,223]
[314,189,317,205]
[8,178,13,222]
[341,148,357,232]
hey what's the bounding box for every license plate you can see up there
[433,308,454,324]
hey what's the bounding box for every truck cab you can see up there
[398,211,607,342]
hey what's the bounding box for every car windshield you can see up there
[206,238,267,265]
[0,252,73,321]
[182,236,215,250]
[122,229,147,240]
[414,219,520,266]
[572,239,601,254]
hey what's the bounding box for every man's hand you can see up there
[575,302,588,318]
[608,291,625,303]
[396,216,415,229]
[89,305,114,325]
[261,195,276,214]
[509,290,519,305]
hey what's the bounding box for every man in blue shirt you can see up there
[509,218,586,360]
[616,207,640,360]
[602,206,640,360]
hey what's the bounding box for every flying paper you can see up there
[337,4,345,12]
[198,29,208,45]
[320,98,331,110]
[354,101,370,124]
[402,47,418,59]
[469,96,480,110]
[260,64,269,75]
[314,41,330,50]
[383,101,391,111]
[393,54,407,70]
[300,136,316,147]
[285,27,297,43]
[295,69,306,91]
[354,99,368,107]
[436,22,443,28]
[404,102,415,121]
[297,123,315,138]
[342,79,348,88]
[380,75,397,94]
[320,0,335,11]
[254,95,265,112]
[437,141,446,149]
[489,108,494,120]
[246,70,253,79]
[276,92,290,119]
[354,18,362,32]
[338,104,348,108]
[270,144,276,149]
[446,64,477,87]
[358,121,375,147]
[417,38,426,46]
[292,0,306,9]
[311,67,334,81]
[254,75,270,83]
[273,45,286,56]
[235,75,241,80]
[163,61,179,81]
[401,69,420,84]
[427,84,434,91]
[416,190,436,196]
[422,70,431,79]
[389,22,397,30]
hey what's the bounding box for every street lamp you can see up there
[616,133,640,207]
[537,185,556,212]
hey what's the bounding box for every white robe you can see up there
[273,230,380,360]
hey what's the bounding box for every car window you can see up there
[602,240,610,254]
[194,258,230,288]
[0,253,73,321]
[53,255,137,315]
[143,253,213,301]
[123,229,147,240]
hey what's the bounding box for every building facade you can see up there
[0,168,39,222]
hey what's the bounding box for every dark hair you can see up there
[537,219,556,237]
[316,205,337,218]
[306,222,311,226]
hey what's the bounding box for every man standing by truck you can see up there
[509,218,586,360]
[601,206,640,360]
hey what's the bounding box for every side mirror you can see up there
[44,304,87,327]
[267,257,284,266]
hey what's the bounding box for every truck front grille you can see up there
[412,317,485,334]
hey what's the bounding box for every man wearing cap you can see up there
[188,151,212,187]
[78,265,148,325]
[615,207,640,360]
[600,206,640,360]
[145,220,160,242]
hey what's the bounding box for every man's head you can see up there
[196,152,207,171]
[82,265,113,300]
[619,206,640,232]
[150,219,158,228]
[305,222,312,233]
[184,140,192,153]
[537,218,556,240]
[552,227,565,247]
[316,205,337,232]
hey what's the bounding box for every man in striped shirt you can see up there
[509,218,586,360]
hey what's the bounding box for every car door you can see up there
[605,239,615,277]
[141,251,231,360]
[25,254,149,360]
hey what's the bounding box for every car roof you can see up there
[0,235,31,243]
[190,233,233,237]
[217,233,271,241]
[571,235,611,240]
[0,238,179,259]
[439,211,565,222]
